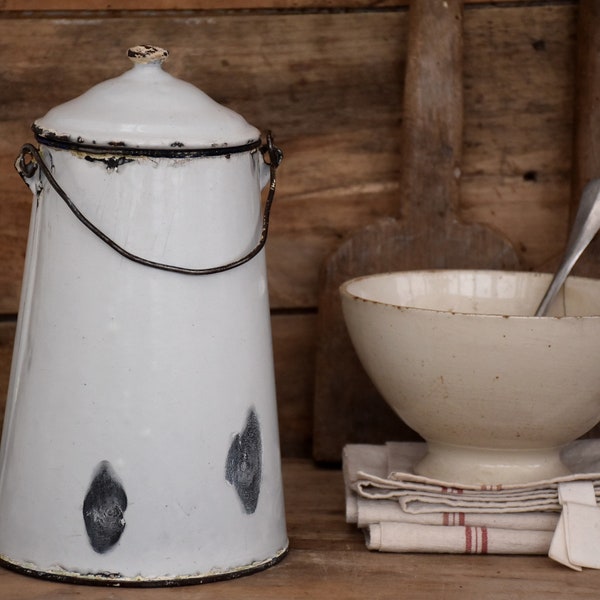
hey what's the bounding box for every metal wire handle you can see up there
[15,132,283,276]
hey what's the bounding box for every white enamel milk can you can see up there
[0,45,288,585]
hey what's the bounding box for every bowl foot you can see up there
[414,441,571,485]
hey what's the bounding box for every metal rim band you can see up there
[32,127,262,159]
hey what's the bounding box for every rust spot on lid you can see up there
[127,45,169,65]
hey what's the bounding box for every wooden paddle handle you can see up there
[572,0,600,218]
[399,0,464,223]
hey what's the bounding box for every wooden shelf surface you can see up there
[0,458,598,599]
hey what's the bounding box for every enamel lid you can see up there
[33,45,260,150]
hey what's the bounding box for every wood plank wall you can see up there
[0,1,580,458]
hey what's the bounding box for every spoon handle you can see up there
[536,179,600,316]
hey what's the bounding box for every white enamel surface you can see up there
[34,60,259,148]
[0,148,287,580]
[341,270,600,485]
[46,148,264,268]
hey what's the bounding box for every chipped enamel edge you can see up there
[0,543,289,587]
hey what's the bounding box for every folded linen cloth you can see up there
[346,493,560,531]
[345,441,600,513]
[343,440,600,560]
[366,521,554,555]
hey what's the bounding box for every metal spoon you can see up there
[536,178,600,316]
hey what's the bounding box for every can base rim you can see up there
[0,542,289,587]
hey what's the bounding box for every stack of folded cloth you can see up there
[343,440,600,566]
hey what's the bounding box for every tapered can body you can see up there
[0,45,288,585]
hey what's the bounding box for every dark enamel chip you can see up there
[83,461,128,554]
[225,409,262,514]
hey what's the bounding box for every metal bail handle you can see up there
[15,132,283,276]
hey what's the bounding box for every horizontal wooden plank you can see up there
[0,6,580,315]
[0,0,565,12]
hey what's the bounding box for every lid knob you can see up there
[127,45,169,65]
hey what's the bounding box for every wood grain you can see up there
[0,0,561,11]
[0,6,578,313]
[1,11,407,313]
[461,4,575,270]
[0,3,591,462]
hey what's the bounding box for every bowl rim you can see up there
[339,269,600,319]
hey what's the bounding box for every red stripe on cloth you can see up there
[443,513,449,526]
[442,487,463,495]
[465,526,472,553]
[459,513,465,526]
[480,484,503,492]
[466,527,489,554]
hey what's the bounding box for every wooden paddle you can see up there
[313,0,521,463]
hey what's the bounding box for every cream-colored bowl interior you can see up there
[340,270,600,484]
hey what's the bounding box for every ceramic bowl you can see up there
[340,270,600,485]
